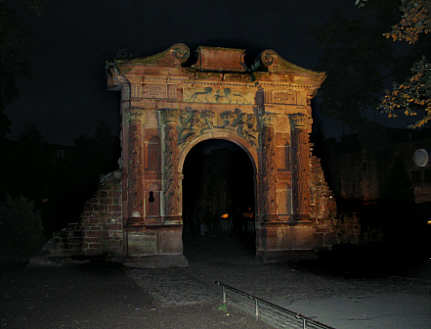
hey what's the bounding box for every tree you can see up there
[0,195,45,261]
[314,1,401,134]
[0,0,45,138]
[356,0,431,128]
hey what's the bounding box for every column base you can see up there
[256,220,321,263]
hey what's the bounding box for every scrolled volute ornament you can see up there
[170,43,190,64]
[260,49,277,68]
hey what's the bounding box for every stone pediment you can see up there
[106,43,326,108]
[258,49,326,84]
[110,43,191,72]
[107,43,324,81]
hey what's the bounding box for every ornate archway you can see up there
[105,44,337,265]
[181,138,256,246]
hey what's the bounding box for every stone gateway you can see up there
[43,44,355,267]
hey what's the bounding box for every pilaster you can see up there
[160,109,181,224]
[126,109,144,226]
[289,114,312,221]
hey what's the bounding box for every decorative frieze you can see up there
[142,84,168,99]
[183,86,255,105]
[176,108,258,146]
[271,90,297,105]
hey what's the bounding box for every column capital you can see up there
[159,108,178,126]
[289,113,311,130]
[127,108,144,122]
[261,112,277,127]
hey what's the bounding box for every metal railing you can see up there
[215,281,336,329]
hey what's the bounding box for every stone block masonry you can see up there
[81,171,123,257]
[39,43,362,266]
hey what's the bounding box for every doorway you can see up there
[182,139,256,262]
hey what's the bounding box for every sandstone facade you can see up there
[44,44,353,265]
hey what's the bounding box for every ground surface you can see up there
[0,262,271,329]
[1,236,431,329]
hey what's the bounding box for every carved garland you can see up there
[177,107,258,146]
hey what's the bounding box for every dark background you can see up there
[6,0,360,144]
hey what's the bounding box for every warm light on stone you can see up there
[131,211,141,218]
[39,43,359,266]
[220,213,230,219]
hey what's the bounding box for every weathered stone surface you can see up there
[192,46,246,72]
[128,232,157,256]
[183,87,255,104]
[43,44,350,266]
[106,44,341,264]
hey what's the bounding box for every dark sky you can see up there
[7,0,357,145]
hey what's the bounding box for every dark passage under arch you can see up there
[182,139,256,261]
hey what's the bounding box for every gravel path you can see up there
[2,236,430,329]
[0,263,272,329]
[128,236,431,328]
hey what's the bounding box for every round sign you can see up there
[413,148,429,167]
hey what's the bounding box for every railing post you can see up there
[223,286,226,304]
[214,281,334,329]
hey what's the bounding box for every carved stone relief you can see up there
[183,87,255,105]
[160,111,180,218]
[177,108,258,146]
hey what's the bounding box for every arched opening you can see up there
[182,139,256,262]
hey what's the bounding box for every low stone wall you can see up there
[37,171,124,262]
[310,155,337,221]
[39,162,363,264]
[309,156,361,249]
[81,171,123,257]
[37,222,82,259]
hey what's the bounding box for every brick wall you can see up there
[40,222,82,258]
[310,155,336,221]
[81,171,123,257]
[39,171,124,261]
[309,155,361,248]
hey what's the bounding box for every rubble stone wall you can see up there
[309,155,361,249]
[81,171,123,257]
[40,222,82,258]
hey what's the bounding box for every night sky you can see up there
[6,0,357,145]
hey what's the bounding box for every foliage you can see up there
[0,121,119,236]
[382,0,431,44]
[0,195,45,260]
[356,0,431,128]
[0,0,46,138]
[1,124,50,201]
[381,56,431,127]
[0,2,30,138]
